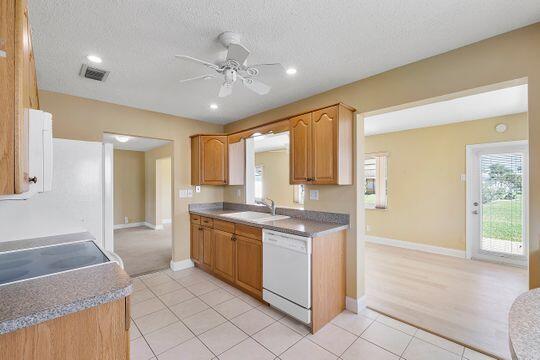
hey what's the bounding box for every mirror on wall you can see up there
[245,131,304,209]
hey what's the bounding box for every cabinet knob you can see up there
[231,236,237,241]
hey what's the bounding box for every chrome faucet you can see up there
[256,198,276,216]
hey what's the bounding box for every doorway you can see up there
[103,133,173,276]
[466,140,529,267]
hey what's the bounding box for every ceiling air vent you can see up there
[79,64,110,82]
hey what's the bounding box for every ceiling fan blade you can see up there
[242,78,271,95]
[218,83,233,97]
[226,43,250,65]
[179,74,217,83]
[175,55,219,70]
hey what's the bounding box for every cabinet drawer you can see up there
[214,219,235,233]
[190,214,201,224]
[201,217,214,227]
[235,223,262,241]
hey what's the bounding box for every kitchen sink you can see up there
[222,211,290,223]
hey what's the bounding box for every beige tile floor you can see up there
[130,267,497,360]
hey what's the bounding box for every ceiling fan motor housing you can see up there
[218,31,242,47]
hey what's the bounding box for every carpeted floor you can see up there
[114,224,172,276]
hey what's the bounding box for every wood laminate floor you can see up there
[365,242,528,359]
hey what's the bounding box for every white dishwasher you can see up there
[262,229,311,324]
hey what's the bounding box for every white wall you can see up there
[0,139,104,245]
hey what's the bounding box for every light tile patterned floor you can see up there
[130,267,497,360]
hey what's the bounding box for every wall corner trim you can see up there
[144,222,164,230]
[366,235,466,258]
[170,259,194,272]
[346,295,367,313]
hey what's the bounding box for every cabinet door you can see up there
[190,223,202,264]
[201,136,228,185]
[311,106,338,184]
[212,229,235,282]
[0,0,15,194]
[235,235,262,296]
[201,226,213,270]
[290,113,311,184]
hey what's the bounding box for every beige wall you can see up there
[157,157,172,223]
[113,149,145,225]
[366,113,528,251]
[255,150,300,208]
[39,91,224,262]
[224,23,540,295]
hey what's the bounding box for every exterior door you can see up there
[201,136,228,184]
[212,229,235,282]
[235,235,262,296]
[290,113,311,183]
[466,141,528,266]
[311,106,338,184]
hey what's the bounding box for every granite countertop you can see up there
[189,204,349,237]
[509,288,540,360]
[0,233,132,335]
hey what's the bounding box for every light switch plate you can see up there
[309,190,319,200]
[179,189,188,198]
[187,189,193,197]
[195,186,201,193]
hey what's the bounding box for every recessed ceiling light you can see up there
[115,135,130,143]
[286,67,297,75]
[210,103,218,110]
[87,55,102,64]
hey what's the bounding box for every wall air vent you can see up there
[79,64,110,82]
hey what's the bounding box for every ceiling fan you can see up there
[175,31,284,98]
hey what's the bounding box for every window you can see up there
[365,154,388,209]
[254,165,264,201]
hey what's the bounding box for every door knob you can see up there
[473,202,479,206]
[472,210,479,215]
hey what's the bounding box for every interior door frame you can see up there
[465,140,529,267]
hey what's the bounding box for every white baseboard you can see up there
[366,235,466,258]
[113,222,144,230]
[162,218,172,224]
[145,222,164,230]
[346,295,367,313]
[170,259,194,271]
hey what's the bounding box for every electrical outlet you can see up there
[236,189,241,197]
[366,225,371,232]
[195,186,201,193]
[309,190,319,200]
[124,216,128,224]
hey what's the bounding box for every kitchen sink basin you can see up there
[222,211,290,223]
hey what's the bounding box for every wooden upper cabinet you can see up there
[290,104,353,185]
[290,113,312,184]
[311,106,338,184]
[0,0,39,195]
[191,135,228,185]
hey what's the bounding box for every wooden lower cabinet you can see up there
[190,223,202,264]
[0,297,129,360]
[235,235,262,296]
[212,229,235,282]
[201,226,213,270]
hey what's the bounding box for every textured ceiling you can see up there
[365,85,528,136]
[29,1,540,124]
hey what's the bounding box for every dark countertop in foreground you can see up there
[0,233,132,335]
[509,288,540,360]
[189,206,349,237]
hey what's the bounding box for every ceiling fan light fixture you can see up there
[286,67,297,75]
[210,103,218,110]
